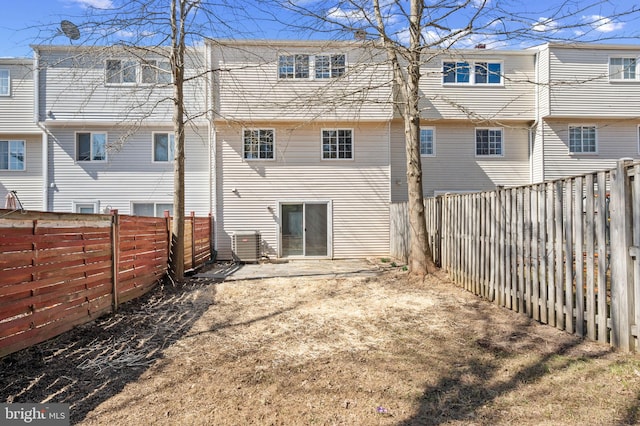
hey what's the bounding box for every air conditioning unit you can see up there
[232,231,261,263]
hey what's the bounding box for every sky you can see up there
[1,0,639,58]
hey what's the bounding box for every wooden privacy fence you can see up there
[391,159,640,351]
[0,210,213,358]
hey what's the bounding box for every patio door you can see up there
[280,202,329,257]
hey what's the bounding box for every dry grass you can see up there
[76,262,640,426]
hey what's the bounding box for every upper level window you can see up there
[142,60,172,84]
[475,128,503,156]
[76,132,107,162]
[609,57,637,81]
[420,128,435,156]
[443,61,502,85]
[315,54,346,78]
[278,55,309,79]
[106,58,171,85]
[0,140,25,171]
[153,132,175,162]
[0,70,10,96]
[322,129,353,159]
[569,125,597,153]
[243,129,274,160]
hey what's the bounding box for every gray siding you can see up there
[47,126,210,215]
[418,51,536,121]
[548,46,640,117]
[215,121,390,260]
[390,120,531,200]
[37,46,206,124]
[542,119,640,180]
[0,136,43,210]
[211,41,392,122]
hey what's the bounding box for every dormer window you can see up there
[278,53,346,79]
[0,69,10,96]
[609,57,638,81]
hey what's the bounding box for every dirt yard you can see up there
[2,259,640,425]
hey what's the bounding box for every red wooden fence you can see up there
[0,210,213,358]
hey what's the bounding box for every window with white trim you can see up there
[76,132,107,162]
[420,128,435,156]
[278,54,309,79]
[609,57,637,81]
[569,125,597,153]
[322,129,353,159]
[73,201,99,214]
[106,59,171,85]
[141,59,172,84]
[243,129,274,160]
[443,61,502,85]
[0,69,10,96]
[475,128,503,156]
[132,202,173,217]
[0,140,25,171]
[153,132,175,162]
[315,54,346,78]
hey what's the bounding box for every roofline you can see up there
[531,42,640,51]
[0,58,33,65]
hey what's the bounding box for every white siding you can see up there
[418,51,536,121]
[211,41,392,122]
[37,46,206,124]
[536,47,550,118]
[531,122,545,183]
[390,120,531,200]
[542,119,640,180]
[548,46,640,117]
[215,121,390,260]
[0,136,43,209]
[47,126,210,215]
[0,60,40,133]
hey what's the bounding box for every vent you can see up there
[232,231,261,263]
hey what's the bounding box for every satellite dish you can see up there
[60,20,81,41]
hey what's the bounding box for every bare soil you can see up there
[2,260,640,425]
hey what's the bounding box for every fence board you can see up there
[585,174,596,340]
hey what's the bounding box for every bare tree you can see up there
[263,0,640,276]
[41,0,253,282]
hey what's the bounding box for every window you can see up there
[76,132,107,161]
[0,140,25,171]
[322,129,353,159]
[420,128,435,156]
[569,125,597,153]
[105,59,137,84]
[243,129,274,160]
[141,60,172,84]
[315,54,346,78]
[475,128,503,156]
[609,57,637,81]
[0,69,9,96]
[443,61,502,85]
[132,202,173,217]
[278,55,309,79]
[73,201,99,214]
[153,132,175,162]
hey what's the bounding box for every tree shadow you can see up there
[0,275,218,424]
[397,307,614,426]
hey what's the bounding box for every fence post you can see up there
[191,211,196,269]
[110,209,120,312]
[208,212,214,262]
[164,210,172,267]
[610,159,634,351]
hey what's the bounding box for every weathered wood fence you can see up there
[0,210,213,358]
[391,159,640,351]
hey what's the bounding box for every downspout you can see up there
[206,41,218,253]
[33,48,49,212]
[529,49,540,184]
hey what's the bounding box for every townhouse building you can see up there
[2,40,639,260]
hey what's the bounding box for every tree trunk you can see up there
[169,0,186,282]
